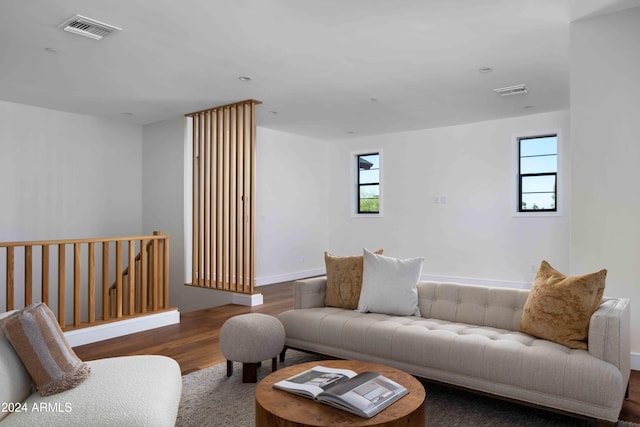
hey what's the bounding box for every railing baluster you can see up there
[88,242,95,324]
[141,239,147,313]
[163,236,169,309]
[128,240,135,316]
[42,245,49,306]
[115,241,123,318]
[74,243,81,326]
[58,244,66,328]
[6,247,14,311]
[102,242,109,320]
[152,238,159,311]
[24,246,32,306]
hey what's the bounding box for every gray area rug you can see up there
[176,350,634,427]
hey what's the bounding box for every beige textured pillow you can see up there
[519,260,606,350]
[324,249,383,309]
[1,302,91,396]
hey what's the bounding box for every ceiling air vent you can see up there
[58,15,122,40]
[494,84,528,96]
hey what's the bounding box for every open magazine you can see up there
[272,365,408,418]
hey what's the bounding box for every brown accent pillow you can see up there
[324,249,383,309]
[519,260,606,349]
[1,302,91,396]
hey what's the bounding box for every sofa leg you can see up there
[272,357,277,372]
[279,346,288,363]
[242,363,258,383]
[226,360,233,377]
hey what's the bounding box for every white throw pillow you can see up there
[357,248,424,316]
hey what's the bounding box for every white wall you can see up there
[0,101,143,241]
[328,111,571,285]
[570,7,640,355]
[255,127,331,284]
[0,100,143,315]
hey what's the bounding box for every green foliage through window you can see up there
[357,153,380,214]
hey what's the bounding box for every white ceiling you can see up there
[1,0,639,139]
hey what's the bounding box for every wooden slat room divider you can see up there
[185,99,261,294]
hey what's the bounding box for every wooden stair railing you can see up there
[108,232,166,317]
[0,231,170,331]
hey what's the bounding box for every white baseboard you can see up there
[255,268,325,287]
[66,309,180,347]
[421,274,530,289]
[232,292,263,306]
[632,352,640,371]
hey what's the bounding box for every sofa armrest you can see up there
[293,276,327,309]
[588,297,630,383]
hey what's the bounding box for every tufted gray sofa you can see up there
[278,276,630,423]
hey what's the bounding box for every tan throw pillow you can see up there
[324,249,383,309]
[1,302,91,396]
[519,260,606,350]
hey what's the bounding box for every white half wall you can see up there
[570,6,640,354]
[327,111,571,284]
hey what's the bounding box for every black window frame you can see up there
[356,152,380,214]
[518,134,558,213]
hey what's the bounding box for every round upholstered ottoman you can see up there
[220,313,286,383]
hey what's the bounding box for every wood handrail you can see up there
[0,234,168,248]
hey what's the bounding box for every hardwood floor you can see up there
[74,281,640,424]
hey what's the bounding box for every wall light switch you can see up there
[440,196,447,204]
[433,196,440,204]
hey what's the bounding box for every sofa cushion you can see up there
[519,261,606,350]
[324,249,382,309]
[1,302,91,396]
[0,311,32,422]
[2,355,182,427]
[357,249,423,316]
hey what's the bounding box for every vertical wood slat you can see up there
[115,241,123,318]
[204,111,210,288]
[140,239,147,313]
[42,245,49,306]
[152,238,159,310]
[128,240,135,315]
[24,246,32,306]
[58,244,65,328]
[74,243,81,326]
[222,107,227,289]
[88,242,95,324]
[163,236,169,308]
[102,242,109,321]
[192,114,198,286]
[249,101,256,294]
[242,103,249,292]
[209,110,215,289]
[198,114,204,286]
[235,105,241,292]
[6,247,14,311]
[217,108,223,288]
[186,100,259,294]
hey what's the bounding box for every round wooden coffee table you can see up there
[255,359,425,426]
